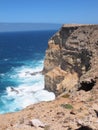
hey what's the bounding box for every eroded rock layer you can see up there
[43,24,98,96]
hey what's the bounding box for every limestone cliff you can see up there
[43,24,98,96]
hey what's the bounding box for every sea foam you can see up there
[0,59,55,114]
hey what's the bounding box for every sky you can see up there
[0,0,98,24]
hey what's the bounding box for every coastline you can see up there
[0,24,98,130]
[0,85,98,130]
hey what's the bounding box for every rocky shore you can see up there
[0,24,98,130]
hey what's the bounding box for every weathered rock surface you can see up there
[43,24,98,96]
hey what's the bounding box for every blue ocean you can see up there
[0,30,56,114]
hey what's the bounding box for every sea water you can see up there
[0,30,56,114]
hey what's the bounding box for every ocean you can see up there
[0,30,56,114]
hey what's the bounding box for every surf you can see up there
[0,30,56,114]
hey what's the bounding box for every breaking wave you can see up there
[0,59,55,114]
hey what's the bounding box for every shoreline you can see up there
[0,24,98,130]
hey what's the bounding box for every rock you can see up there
[10,87,19,94]
[43,24,98,96]
[29,119,45,128]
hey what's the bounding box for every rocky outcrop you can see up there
[43,24,98,96]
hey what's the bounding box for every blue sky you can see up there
[0,0,98,24]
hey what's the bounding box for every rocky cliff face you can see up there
[43,24,98,96]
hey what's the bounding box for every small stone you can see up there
[70,110,76,115]
[29,119,45,128]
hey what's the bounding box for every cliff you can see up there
[0,24,98,130]
[44,24,98,96]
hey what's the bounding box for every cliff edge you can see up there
[44,24,98,96]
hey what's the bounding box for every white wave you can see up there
[34,90,55,102]
[0,59,55,114]
[9,60,43,81]
[4,85,55,111]
[6,87,18,97]
[4,58,9,61]
[0,73,5,77]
